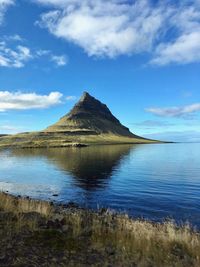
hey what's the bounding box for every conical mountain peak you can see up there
[67,92,120,123]
[74,91,101,110]
[79,91,91,101]
[46,92,139,138]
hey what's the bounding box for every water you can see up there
[0,143,200,227]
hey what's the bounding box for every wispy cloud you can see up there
[0,0,14,25]
[0,124,24,134]
[0,39,68,68]
[146,103,200,118]
[51,54,68,66]
[143,130,200,143]
[132,120,174,129]
[0,91,63,111]
[66,95,76,101]
[0,42,32,68]
[33,0,200,65]
[182,90,193,98]
[35,49,50,57]
[151,32,200,66]
[2,34,24,42]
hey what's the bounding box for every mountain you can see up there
[46,92,138,138]
[0,92,161,148]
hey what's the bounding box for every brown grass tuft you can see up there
[0,192,53,216]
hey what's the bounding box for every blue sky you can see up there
[0,0,200,142]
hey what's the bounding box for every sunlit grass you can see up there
[0,192,199,266]
[0,192,52,216]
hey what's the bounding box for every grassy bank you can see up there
[0,192,200,267]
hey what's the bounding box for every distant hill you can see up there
[0,92,161,148]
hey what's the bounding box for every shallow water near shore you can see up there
[0,143,200,227]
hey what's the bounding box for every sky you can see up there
[0,0,200,142]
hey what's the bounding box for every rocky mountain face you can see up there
[46,92,138,138]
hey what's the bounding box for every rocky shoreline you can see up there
[0,192,200,267]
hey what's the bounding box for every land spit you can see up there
[0,192,200,267]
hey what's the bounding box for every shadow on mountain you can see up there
[11,145,137,191]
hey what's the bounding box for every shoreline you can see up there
[0,191,200,266]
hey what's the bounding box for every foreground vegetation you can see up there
[0,192,200,267]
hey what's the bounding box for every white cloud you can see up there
[151,32,200,65]
[2,0,200,66]
[51,54,67,66]
[0,0,14,25]
[0,91,63,111]
[0,42,32,67]
[33,0,200,65]
[1,34,24,42]
[66,95,76,101]
[36,0,166,58]
[36,49,68,66]
[143,130,200,143]
[36,49,50,56]
[0,125,23,134]
[0,40,68,68]
[0,0,14,4]
[132,120,174,128]
[146,103,200,118]
[11,34,23,41]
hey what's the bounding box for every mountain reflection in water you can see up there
[11,145,134,191]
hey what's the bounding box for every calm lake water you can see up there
[0,143,200,227]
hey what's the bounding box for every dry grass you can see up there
[0,192,52,216]
[0,192,200,266]
[59,210,200,267]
